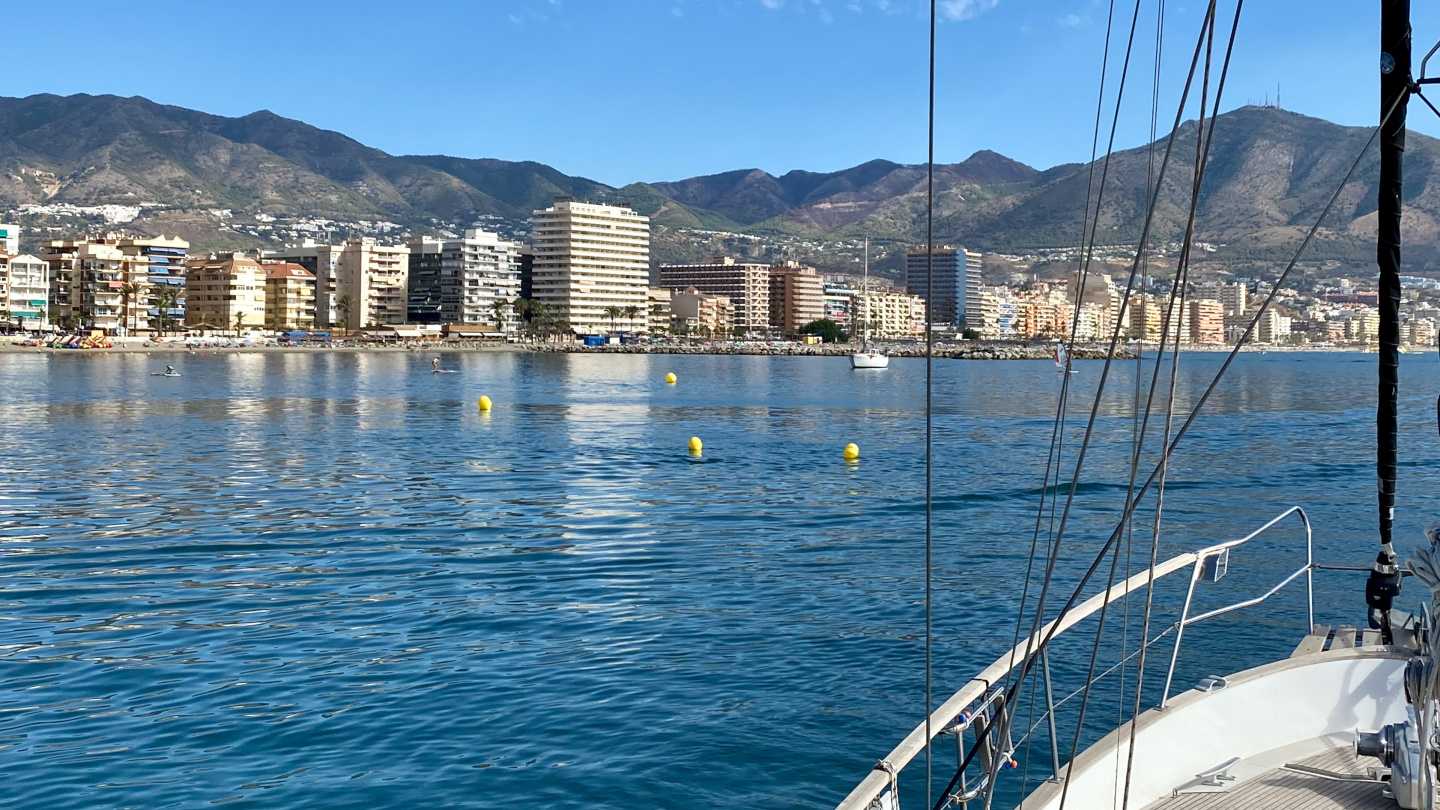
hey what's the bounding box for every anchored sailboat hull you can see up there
[851,352,890,369]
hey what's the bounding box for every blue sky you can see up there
[8,1,1440,185]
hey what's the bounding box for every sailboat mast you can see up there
[862,238,868,343]
[1368,0,1410,638]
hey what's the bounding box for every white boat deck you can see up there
[1142,746,1391,810]
[1017,624,1414,810]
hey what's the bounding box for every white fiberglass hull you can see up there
[851,352,889,369]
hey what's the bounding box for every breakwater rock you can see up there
[530,342,1135,360]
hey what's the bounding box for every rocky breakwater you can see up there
[531,342,1134,360]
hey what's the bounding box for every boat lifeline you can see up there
[833,2,1440,809]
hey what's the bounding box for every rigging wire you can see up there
[924,1,936,807]
[1003,85,1404,810]
[999,0,1219,749]
[1059,10,1222,808]
[930,5,1236,804]
[1003,0,1121,755]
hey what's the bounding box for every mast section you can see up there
[1368,0,1410,638]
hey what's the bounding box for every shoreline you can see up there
[0,340,1379,358]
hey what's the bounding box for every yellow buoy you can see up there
[688,436,703,455]
[844,442,860,461]
[478,395,492,412]
[665,372,677,385]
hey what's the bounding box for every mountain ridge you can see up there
[1,93,1437,271]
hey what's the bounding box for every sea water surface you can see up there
[2,350,1439,809]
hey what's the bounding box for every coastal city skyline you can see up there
[4,204,1434,350]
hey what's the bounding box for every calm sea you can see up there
[1,350,1438,809]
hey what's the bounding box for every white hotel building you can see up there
[531,198,650,334]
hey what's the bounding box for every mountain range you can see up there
[1,93,1437,272]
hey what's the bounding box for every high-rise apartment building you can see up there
[1129,295,1190,343]
[854,290,926,339]
[657,256,771,334]
[43,240,127,331]
[406,229,522,326]
[262,241,340,326]
[1189,298,1226,344]
[263,239,406,328]
[119,236,189,330]
[1,254,48,329]
[906,246,982,328]
[768,263,825,333]
[39,233,188,331]
[531,199,651,334]
[263,263,317,330]
[184,256,267,332]
[39,235,188,333]
[337,239,407,328]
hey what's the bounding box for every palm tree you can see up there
[623,304,640,332]
[0,309,11,334]
[336,294,354,334]
[602,305,622,334]
[490,298,510,333]
[119,283,139,336]
[233,311,246,338]
[153,285,182,336]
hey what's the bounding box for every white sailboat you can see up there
[851,237,889,370]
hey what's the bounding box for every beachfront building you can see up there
[670,287,733,337]
[1,254,48,330]
[263,241,340,326]
[768,262,825,334]
[0,224,18,255]
[823,280,857,332]
[979,286,1020,339]
[854,290,926,339]
[184,256,267,333]
[647,287,672,334]
[1258,308,1294,344]
[1129,294,1190,343]
[530,198,651,334]
[119,236,189,332]
[1189,298,1226,344]
[657,256,771,334]
[906,245,983,328]
[1071,273,1124,339]
[406,229,522,328]
[1014,285,1074,339]
[43,240,127,332]
[336,239,407,329]
[39,235,189,334]
[263,263,317,330]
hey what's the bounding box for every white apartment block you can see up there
[407,229,522,327]
[0,224,18,256]
[854,290,926,339]
[531,199,651,334]
[2,254,48,329]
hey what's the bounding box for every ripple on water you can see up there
[0,351,1436,809]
